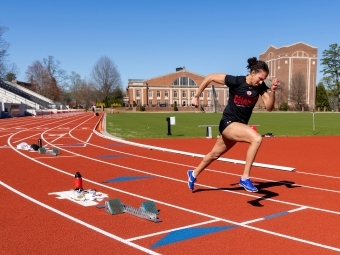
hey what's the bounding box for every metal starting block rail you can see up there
[38,147,60,156]
[104,198,161,223]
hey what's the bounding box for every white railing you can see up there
[0,87,41,110]
[4,80,55,104]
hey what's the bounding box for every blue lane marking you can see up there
[97,155,125,159]
[151,225,236,249]
[263,211,289,219]
[103,176,155,183]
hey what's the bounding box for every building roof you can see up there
[129,68,205,83]
[260,41,317,56]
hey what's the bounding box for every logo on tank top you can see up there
[247,91,252,96]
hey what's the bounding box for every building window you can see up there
[208,100,211,106]
[174,91,178,98]
[182,100,187,106]
[165,100,168,105]
[174,100,178,106]
[148,90,153,98]
[285,60,288,64]
[157,90,160,97]
[149,99,152,105]
[200,92,203,98]
[207,91,211,98]
[312,61,315,65]
[136,90,140,97]
[165,91,169,97]
[137,99,140,105]
[157,100,160,106]
[172,77,197,86]
[182,91,186,98]
[191,91,195,97]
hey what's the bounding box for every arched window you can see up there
[174,91,178,98]
[172,77,197,86]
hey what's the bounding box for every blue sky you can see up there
[2,0,340,89]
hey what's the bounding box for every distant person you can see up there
[92,104,96,115]
[188,57,280,192]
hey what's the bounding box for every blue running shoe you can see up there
[239,178,258,192]
[187,170,196,191]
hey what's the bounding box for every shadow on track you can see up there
[193,180,301,207]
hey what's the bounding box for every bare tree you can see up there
[68,71,98,109]
[91,56,122,105]
[25,60,50,94]
[0,26,18,79]
[25,56,66,101]
[290,72,306,110]
[275,81,288,109]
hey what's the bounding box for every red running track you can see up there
[0,112,339,254]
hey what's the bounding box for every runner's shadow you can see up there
[194,180,301,207]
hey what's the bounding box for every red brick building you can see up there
[126,67,230,110]
[259,42,317,110]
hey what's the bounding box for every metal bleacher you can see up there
[0,79,57,109]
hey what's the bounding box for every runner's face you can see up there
[251,70,268,86]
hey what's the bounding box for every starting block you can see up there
[104,198,161,223]
[38,147,60,156]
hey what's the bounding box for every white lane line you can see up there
[0,181,160,255]
[49,133,67,144]
[84,133,93,147]
[12,133,41,144]
[66,125,340,195]
[97,130,294,171]
[64,124,340,195]
[126,219,220,242]
[241,206,308,225]
[0,133,13,138]
[204,169,340,194]
[35,155,79,159]
[296,171,340,179]
[5,144,340,253]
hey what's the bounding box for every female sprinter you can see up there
[188,57,280,192]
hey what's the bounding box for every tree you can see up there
[91,56,122,105]
[275,81,288,110]
[315,82,330,110]
[0,26,18,79]
[290,72,306,110]
[25,56,66,101]
[320,43,340,94]
[5,72,16,82]
[67,71,98,109]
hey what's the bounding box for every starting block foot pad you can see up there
[104,198,161,223]
[105,198,124,214]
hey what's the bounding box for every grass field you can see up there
[105,111,340,139]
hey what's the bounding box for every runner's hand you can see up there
[191,97,199,108]
[271,77,280,91]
